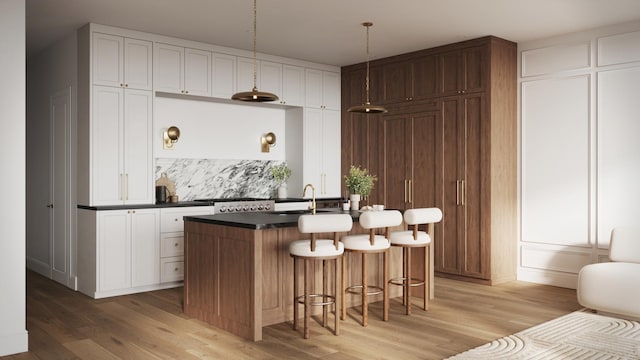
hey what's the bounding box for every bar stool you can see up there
[341,210,403,326]
[290,213,353,339]
[388,207,442,315]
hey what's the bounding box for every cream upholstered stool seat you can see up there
[341,210,403,326]
[389,207,442,315]
[290,213,353,339]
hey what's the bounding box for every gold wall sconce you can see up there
[163,126,181,150]
[261,132,276,152]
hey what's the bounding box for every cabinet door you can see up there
[411,55,440,100]
[124,38,153,90]
[382,61,409,103]
[303,108,323,190]
[92,33,123,87]
[281,64,304,106]
[322,71,341,110]
[409,111,440,209]
[321,109,341,197]
[123,89,153,204]
[98,210,131,291]
[154,43,184,93]
[383,114,411,211]
[440,50,462,97]
[462,46,487,94]
[92,86,123,206]
[237,56,259,92]
[131,209,160,287]
[305,68,323,108]
[185,48,211,96]
[260,61,282,101]
[212,53,236,99]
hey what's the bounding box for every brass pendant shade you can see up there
[231,0,279,102]
[348,22,387,114]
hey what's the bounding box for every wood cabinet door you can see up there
[411,55,440,101]
[440,51,462,97]
[409,111,440,209]
[460,94,487,278]
[383,114,411,210]
[462,46,487,94]
[382,61,409,103]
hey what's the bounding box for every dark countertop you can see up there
[184,208,360,230]
[77,197,345,211]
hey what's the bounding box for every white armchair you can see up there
[577,227,640,319]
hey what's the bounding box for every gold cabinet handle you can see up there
[461,180,465,206]
[456,180,460,206]
[120,174,124,201]
[408,179,412,203]
[404,180,408,203]
[125,174,129,200]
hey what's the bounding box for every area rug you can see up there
[448,311,640,359]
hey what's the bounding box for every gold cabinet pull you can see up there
[408,179,412,203]
[456,180,460,206]
[404,180,408,203]
[461,180,465,206]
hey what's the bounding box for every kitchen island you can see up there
[183,209,410,341]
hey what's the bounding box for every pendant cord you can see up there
[252,0,257,91]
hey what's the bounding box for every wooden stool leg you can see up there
[341,252,346,320]
[424,244,429,311]
[334,257,340,335]
[293,257,298,330]
[406,247,412,315]
[322,260,328,327]
[304,259,310,339]
[383,249,389,321]
[362,253,368,327]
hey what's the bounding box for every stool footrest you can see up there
[295,294,336,307]
[346,284,384,296]
[389,277,425,288]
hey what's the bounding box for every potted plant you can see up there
[271,163,292,199]
[344,165,377,210]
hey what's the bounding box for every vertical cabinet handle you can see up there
[404,180,408,203]
[119,174,124,201]
[461,180,465,206]
[408,179,412,203]
[456,180,460,205]
[125,174,129,200]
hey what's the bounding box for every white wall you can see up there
[518,20,640,288]
[153,96,291,160]
[0,0,29,356]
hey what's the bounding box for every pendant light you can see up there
[231,0,279,102]
[348,22,387,114]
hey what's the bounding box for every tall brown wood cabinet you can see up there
[341,36,516,285]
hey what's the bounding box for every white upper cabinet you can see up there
[305,69,340,110]
[212,52,236,99]
[92,33,152,90]
[237,56,260,93]
[154,43,211,96]
[260,60,282,101]
[282,64,305,106]
[303,107,341,197]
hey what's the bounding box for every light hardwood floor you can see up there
[5,271,580,359]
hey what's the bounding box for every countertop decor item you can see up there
[271,163,291,199]
[231,0,279,102]
[344,165,376,210]
[347,22,387,114]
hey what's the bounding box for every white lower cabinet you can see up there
[159,206,213,282]
[98,208,159,293]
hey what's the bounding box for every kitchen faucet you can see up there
[303,184,316,214]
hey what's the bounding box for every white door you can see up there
[50,88,72,287]
[321,109,341,197]
[260,61,282,100]
[124,38,153,90]
[98,210,131,292]
[131,209,160,287]
[282,64,304,106]
[212,53,236,98]
[184,48,211,96]
[123,89,153,204]
[305,68,323,108]
[154,43,184,93]
[92,33,123,87]
[303,108,323,194]
[237,56,260,92]
[92,86,123,205]
[322,71,341,110]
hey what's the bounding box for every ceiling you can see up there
[26,0,640,67]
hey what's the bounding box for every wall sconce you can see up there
[261,132,276,152]
[163,126,181,150]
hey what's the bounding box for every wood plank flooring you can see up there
[5,271,580,359]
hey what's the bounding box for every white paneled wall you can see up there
[518,21,640,288]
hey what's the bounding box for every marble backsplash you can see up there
[155,158,283,200]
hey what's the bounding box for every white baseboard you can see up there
[26,256,50,277]
[517,267,578,289]
[0,330,28,357]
